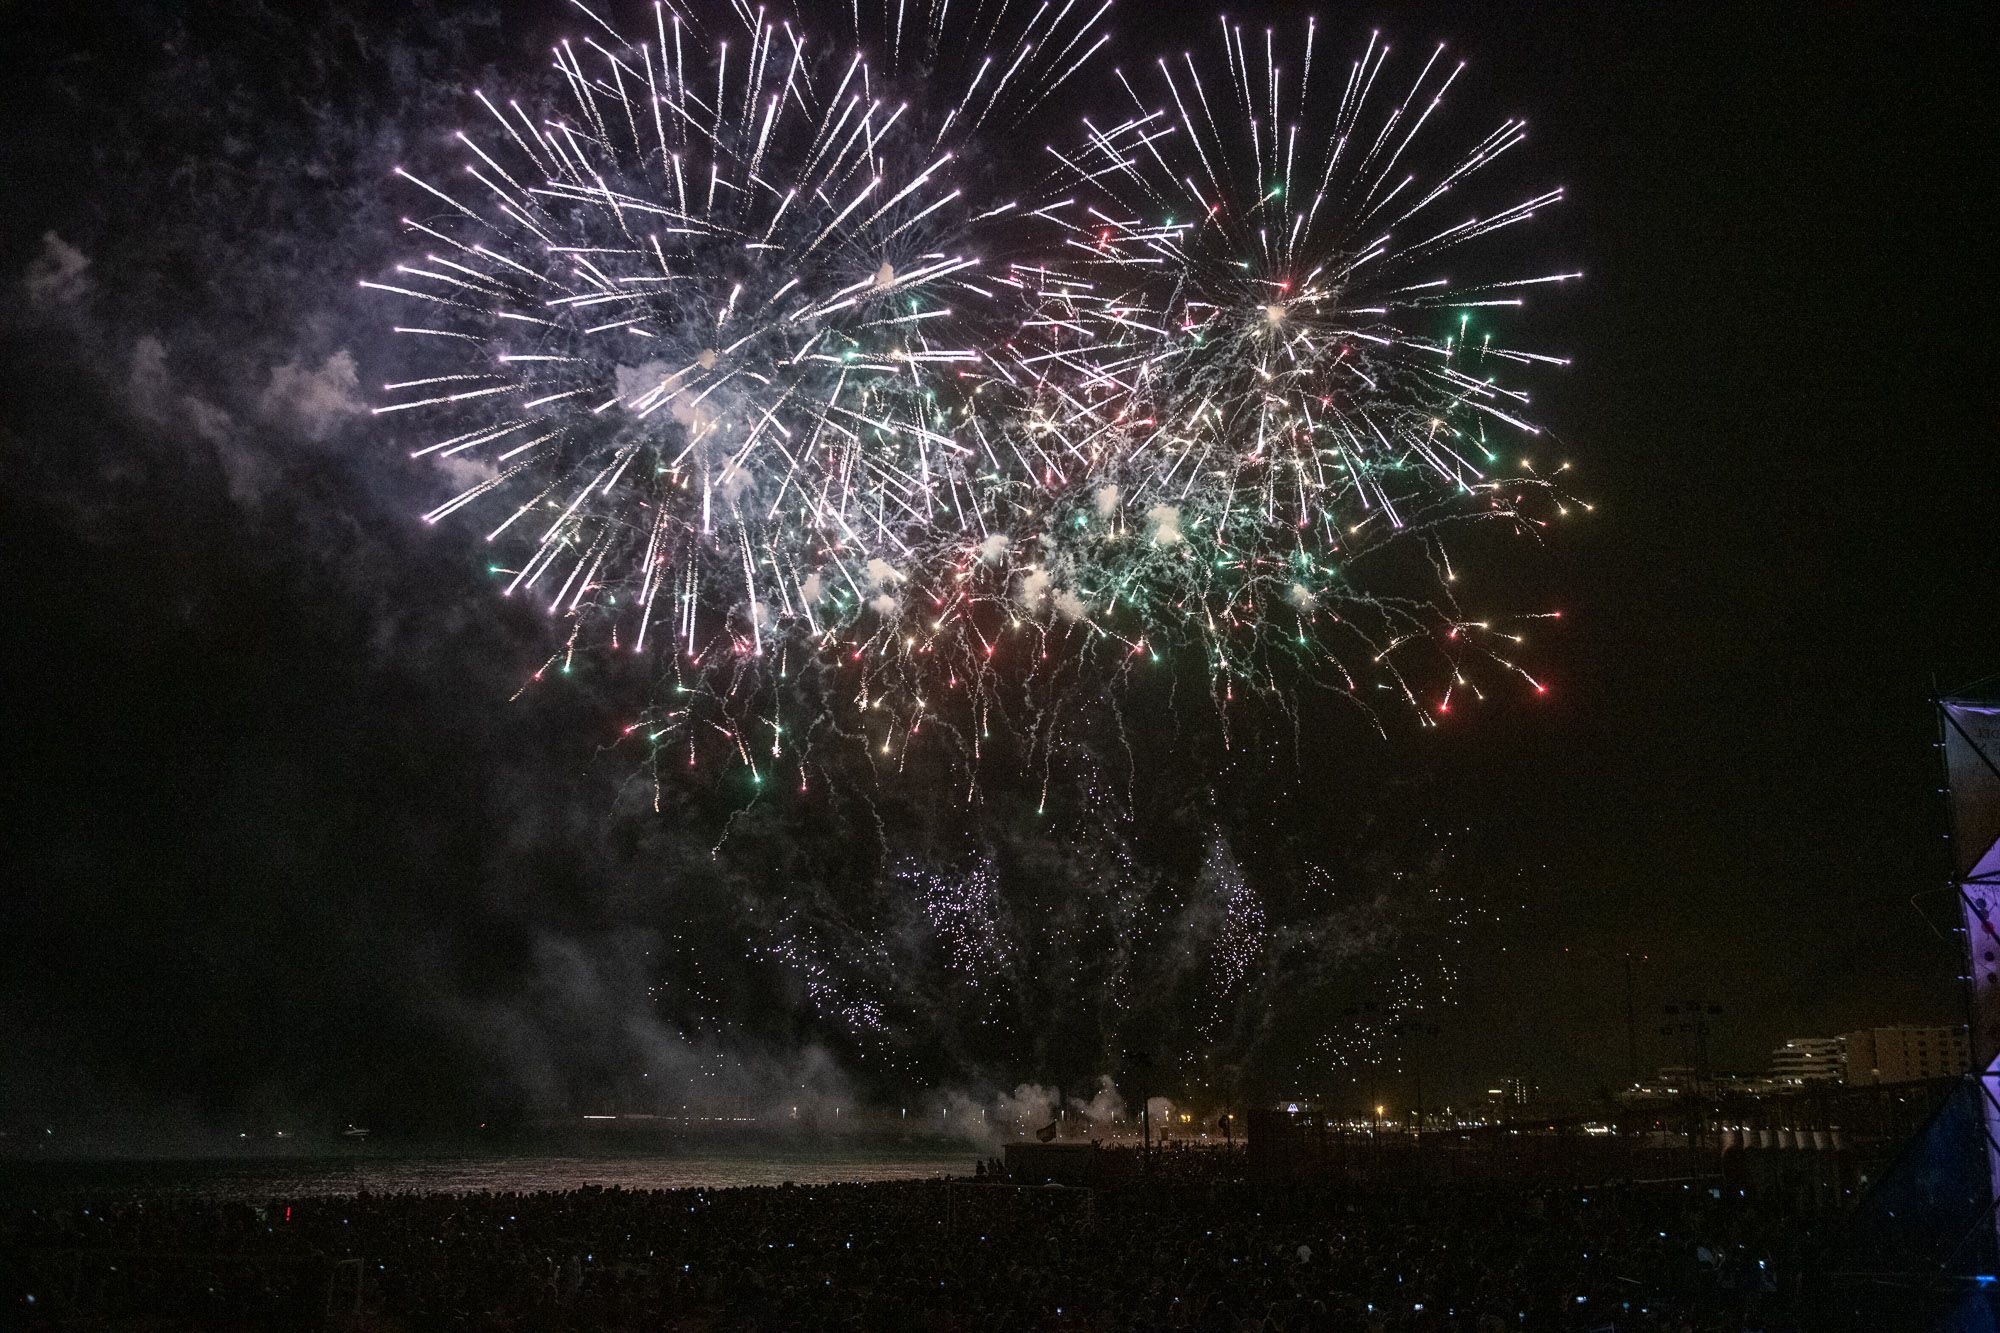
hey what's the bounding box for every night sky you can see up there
[1,0,1994,1138]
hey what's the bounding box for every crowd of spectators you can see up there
[2,1166,1849,1330]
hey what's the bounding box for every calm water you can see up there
[0,1144,977,1203]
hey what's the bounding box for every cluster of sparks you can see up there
[1207,846,1267,1001]
[914,857,1016,988]
[744,827,1476,1095]
[371,2,1583,792]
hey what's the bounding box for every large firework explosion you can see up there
[992,18,1582,728]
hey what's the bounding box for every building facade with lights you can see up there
[1841,1026,1970,1086]
[1768,1037,1845,1085]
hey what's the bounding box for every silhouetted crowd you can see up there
[4,1171,1830,1330]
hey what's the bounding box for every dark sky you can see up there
[0,0,1994,1135]
[1395,0,1998,1094]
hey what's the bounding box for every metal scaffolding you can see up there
[1940,689,2000,1267]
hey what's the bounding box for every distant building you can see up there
[1842,1026,1969,1086]
[1769,1037,1845,1086]
[1653,1064,1696,1093]
[1636,1065,1769,1096]
[1483,1076,1535,1112]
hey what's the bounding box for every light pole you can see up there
[1659,1000,1723,1166]
[1624,952,1641,1087]
[1389,1019,1442,1138]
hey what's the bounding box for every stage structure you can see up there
[1941,690,2000,1252]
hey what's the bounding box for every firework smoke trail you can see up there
[368,1,1110,794]
[981,18,1585,730]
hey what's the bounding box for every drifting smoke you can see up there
[927,1074,1139,1146]
[1145,504,1183,547]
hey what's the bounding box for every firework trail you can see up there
[367,0,1109,791]
[983,17,1583,728]
[791,0,1114,136]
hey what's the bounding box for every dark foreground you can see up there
[6,1167,1908,1333]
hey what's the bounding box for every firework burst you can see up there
[367,0,1111,789]
[987,18,1583,726]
